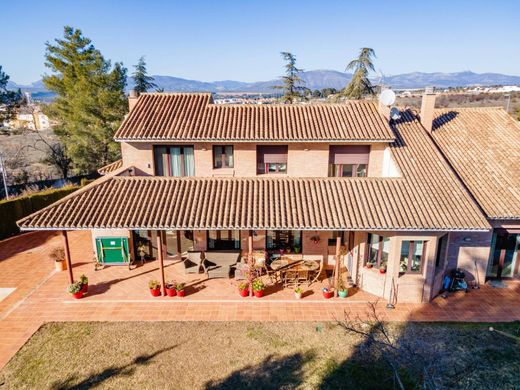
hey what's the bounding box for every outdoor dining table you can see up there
[270,257,320,286]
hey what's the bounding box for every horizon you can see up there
[4,0,520,85]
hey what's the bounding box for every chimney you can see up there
[128,90,138,112]
[420,86,436,132]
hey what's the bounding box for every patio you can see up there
[0,230,520,369]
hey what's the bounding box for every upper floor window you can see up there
[366,234,390,269]
[213,145,234,169]
[154,145,194,177]
[257,145,288,174]
[329,145,369,177]
[400,240,426,274]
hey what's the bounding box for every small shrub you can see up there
[49,247,65,262]
[175,283,185,292]
[148,280,160,290]
[67,282,82,294]
[252,279,265,291]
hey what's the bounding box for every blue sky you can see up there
[3,0,520,84]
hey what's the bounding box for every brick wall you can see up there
[120,142,389,178]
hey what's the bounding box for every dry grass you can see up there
[1,321,519,389]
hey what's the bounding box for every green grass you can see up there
[1,321,519,389]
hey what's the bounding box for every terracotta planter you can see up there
[366,264,374,269]
[165,287,177,297]
[338,290,348,298]
[239,289,249,297]
[55,260,65,272]
[72,291,83,299]
[254,290,264,298]
[150,288,161,297]
[177,290,186,297]
[379,269,386,274]
[322,290,333,299]
[81,283,88,293]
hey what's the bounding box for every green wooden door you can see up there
[95,237,129,264]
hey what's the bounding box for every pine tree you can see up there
[0,66,23,125]
[343,48,376,99]
[43,26,127,172]
[132,56,157,94]
[274,52,305,103]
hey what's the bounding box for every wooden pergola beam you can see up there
[157,232,166,295]
[61,230,73,284]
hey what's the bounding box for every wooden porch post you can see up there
[176,230,182,258]
[62,230,73,284]
[157,232,166,295]
[334,235,342,298]
[248,230,254,254]
[147,231,153,258]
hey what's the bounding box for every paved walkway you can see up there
[0,231,519,369]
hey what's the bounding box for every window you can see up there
[328,231,344,246]
[257,145,288,174]
[400,240,427,274]
[266,230,302,252]
[213,145,234,169]
[328,145,369,177]
[207,230,240,250]
[366,234,390,268]
[154,146,195,176]
[435,234,448,270]
[165,230,194,256]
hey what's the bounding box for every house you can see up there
[17,91,519,303]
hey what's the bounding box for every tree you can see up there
[0,66,23,126]
[343,48,376,99]
[27,131,72,179]
[274,52,305,103]
[43,26,127,173]
[132,56,157,95]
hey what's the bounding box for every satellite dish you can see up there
[379,89,396,106]
[390,107,401,120]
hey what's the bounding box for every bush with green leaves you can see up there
[148,280,160,290]
[67,281,82,294]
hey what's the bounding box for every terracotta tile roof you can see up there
[431,107,520,220]
[18,109,489,231]
[98,159,123,175]
[114,93,395,142]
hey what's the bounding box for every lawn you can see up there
[1,321,519,389]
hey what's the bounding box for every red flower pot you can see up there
[177,290,186,297]
[150,288,161,297]
[81,283,88,293]
[254,290,264,298]
[322,291,333,299]
[166,288,177,297]
[72,291,83,299]
[379,269,386,274]
[239,289,249,297]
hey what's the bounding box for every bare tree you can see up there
[26,131,72,179]
[337,302,460,389]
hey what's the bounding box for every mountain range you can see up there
[8,70,520,95]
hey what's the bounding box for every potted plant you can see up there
[238,282,249,297]
[79,274,88,293]
[293,245,301,254]
[294,287,303,299]
[176,282,186,297]
[322,287,334,299]
[149,280,161,297]
[50,247,66,272]
[165,280,177,297]
[366,261,374,269]
[337,278,348,298]
[68,281,83,299]
[252,279,265,298]
[379,265,387,274]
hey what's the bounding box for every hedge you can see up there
[0,186,79,240]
